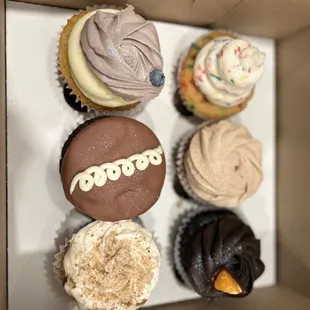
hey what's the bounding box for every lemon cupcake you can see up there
[59,5,165,114]
[178,32,265,119]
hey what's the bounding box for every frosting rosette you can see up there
[184,121,263,207]
[80,5,164,103]
[176,210,265,298]
[193,37,265,107]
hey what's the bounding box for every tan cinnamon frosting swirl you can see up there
[184,121,263,207]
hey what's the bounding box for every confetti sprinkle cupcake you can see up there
[178,32,265,119]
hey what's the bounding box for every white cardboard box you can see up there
[7,2,276,309]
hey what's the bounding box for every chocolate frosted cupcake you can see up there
[176,120,263,208]
[174,209,264,298]
[178,32,265,119]
[59,5,165,114]
[60,117,166,221]
[54,220,161,310]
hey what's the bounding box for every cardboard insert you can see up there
[2,0,310,309]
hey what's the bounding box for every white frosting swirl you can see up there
[70,146,163,194]
[63,221,161,310]
[193,37,265,107]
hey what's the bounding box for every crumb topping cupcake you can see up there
[57,220,161,310]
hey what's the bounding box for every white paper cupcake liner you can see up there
[53,209,95,281]
[175,120,218,205]
[57,5,149,117]
[53,236,73,285]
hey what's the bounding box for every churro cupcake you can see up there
[59,5,165,114]
[54,220,161,310]
[178,32,265,119]
[174,208,265,298]
[60,116,166,221]
[176,120,263,207]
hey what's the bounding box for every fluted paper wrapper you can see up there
[53,209,95,284]
[173,205,220,290]
[173,207,204,290]
[53,236,73,285]
[58,4,146,117]
[175,120,217,205]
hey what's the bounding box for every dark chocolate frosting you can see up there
[178,210,264,298]
[60,117,166,221]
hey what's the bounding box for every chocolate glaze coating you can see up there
[60,117,166,221]
[178,210,264,298]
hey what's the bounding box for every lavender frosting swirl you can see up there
[80,6,164,103]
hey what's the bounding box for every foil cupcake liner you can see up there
[57,5,146,117]
[175,120,217,205]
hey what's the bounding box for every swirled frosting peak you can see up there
[184,121,263,207]
[179,211,265,298]
[80,6,164,103]
[194,37,265,107]
[64,221,161,310]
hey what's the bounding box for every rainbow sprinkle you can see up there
[191,43,200,50]
[196,75,203,82]
[209,72,222,81]
[187,104,195,111]
[180,81,187,89]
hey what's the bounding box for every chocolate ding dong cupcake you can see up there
[60,117,166,221]
[174,209,265,298]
